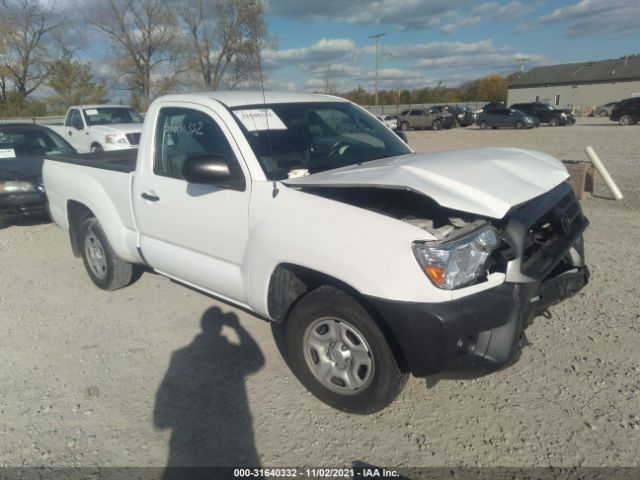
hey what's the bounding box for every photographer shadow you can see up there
[154,306,265,477]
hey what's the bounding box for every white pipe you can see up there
[585,146,623,201]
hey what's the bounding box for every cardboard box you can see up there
[562,161,595,200]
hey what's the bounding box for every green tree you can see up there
[47,59,107,113]
[0,0,65,102]
[471,75,507,102]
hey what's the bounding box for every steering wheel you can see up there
[328,140,352,158]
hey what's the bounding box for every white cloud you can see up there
[264,38,359,72]
[416,53,547,72]
[267,0,468,30]
[523,0,640,37]
[385,40,509,61]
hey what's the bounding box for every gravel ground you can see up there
[0,118,639,471]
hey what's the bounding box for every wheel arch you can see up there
[267,263,409,371]
[67,200,95,257]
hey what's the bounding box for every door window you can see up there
[66,109,82,129]
[154,107,237,180]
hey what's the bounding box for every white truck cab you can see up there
[43,92,589,413]
[51,105,143,153]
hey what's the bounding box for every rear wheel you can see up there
[515,120,524,129]
[281,286,407,414]
[79,217,134,290]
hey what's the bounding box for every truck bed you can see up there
[48,149,137,173]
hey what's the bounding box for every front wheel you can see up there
[90,144,104,153]
[400,121,410,131]
[79,217,134,290]
[515,120,524,129]
[282,286,407,414]
[549,116,560,126]
[619,114,634,125]
[431,120,441,131]
[479,121,487,130]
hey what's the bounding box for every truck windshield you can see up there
[231,102,411,180]
[82,107,143,126]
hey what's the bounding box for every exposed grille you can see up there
[521,191,583,277]
[126,133,141,145]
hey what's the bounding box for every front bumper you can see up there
[369,183,589,377]
[368,265,589,377]
[0,192,48,222]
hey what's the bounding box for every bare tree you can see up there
[176,0,266,90]
[88,0,180,110]
[0,0,65,101]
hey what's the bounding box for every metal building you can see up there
[507,56,640,114]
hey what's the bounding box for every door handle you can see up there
[68,131,72,136]
[141,192,160,202]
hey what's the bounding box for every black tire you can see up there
[79,217,134,290]
[515,120,524,129]
[479,121,487,130]
[90,143,104,153]
[281,286,407,414]
[400,121,410,131]
[619,114,634,126]
[549,116,560,126]
[431,120,441,131]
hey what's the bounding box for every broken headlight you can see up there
[412,225,499,290]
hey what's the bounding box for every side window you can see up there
[410,110,423,116]
[64,110,74,127]
[66,109,80,128]
[154,107,237,180]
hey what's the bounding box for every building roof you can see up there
[509,57,640,89]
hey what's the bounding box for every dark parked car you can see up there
[476,108,539,130]
[610,97,640,125]
[510,102,575,126]
[446,106,475,127]
[480,101,506,112]
[0,123,76,227]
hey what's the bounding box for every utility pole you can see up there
[516,57,530,72]
[369,32,386,106]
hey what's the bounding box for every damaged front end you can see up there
[296,182,590,377]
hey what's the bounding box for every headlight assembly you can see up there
[105,133,128,144]
[0,181,37,194]
[412,225,499,290]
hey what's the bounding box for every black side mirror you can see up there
[181,153,245,190]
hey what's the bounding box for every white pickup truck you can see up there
[49,105,143,153]
[43,92,589,413]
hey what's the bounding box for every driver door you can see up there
[133,104,251,305]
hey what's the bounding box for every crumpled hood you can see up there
[285,147,569,219]
[90,124,141,135]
